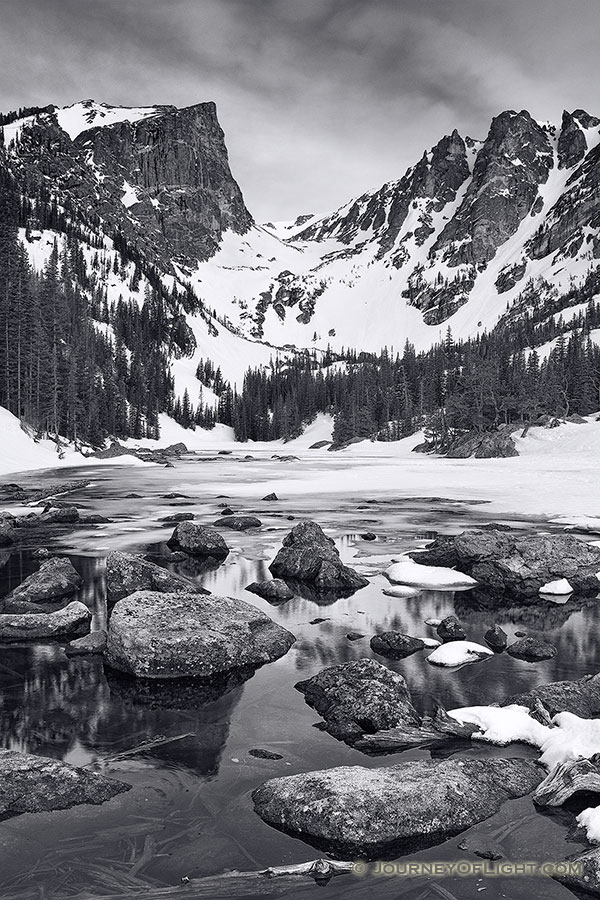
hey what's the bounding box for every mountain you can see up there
[1,99,599,446]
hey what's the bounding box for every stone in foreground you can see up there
[167,522,229,559]
[0,749,129,818]
[411,529,600,598]
[552,847,600,897]
[7,557,82,604]
[252,758,543,858]
[106,550,198,603]
[503,673,600,717]
[65,630,107,656]
[270,521,368,596]
[295,658,420,744]
[105,590,295,679]
[0,601,91,641]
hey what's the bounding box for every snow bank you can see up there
[448,704,600,771]
[385,559,477,590]
[426,641,492,667]
[577,807,600,843]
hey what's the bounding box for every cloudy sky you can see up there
[1,0,598,220]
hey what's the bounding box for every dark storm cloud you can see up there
[1,0,598,219]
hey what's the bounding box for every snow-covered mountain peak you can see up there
[55,99,162,140]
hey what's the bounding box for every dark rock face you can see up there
[252,758,544,858]
[7,557,82,604]
[484,624,508,652]
[0,601,91,640]
[0,749,129,818]
[0,520,15,546]
[370,632,425,660]
[105,590,295,679]
[507,637,557,662]
[106,550,197,603]
[437,616,467,643]
[65,630,108,656]
[246,579,294,603]
[445,429,519,459]
[269,521,368,596]
[502,673,600,717]
[411,529,600,598]
[295,658,421,744]
[557,109,589,169]
[167,522,229,559]
[216,515,262,531]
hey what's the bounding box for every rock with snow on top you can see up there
[427,641,493,668]
[383,585,421,598]
[385,559,476,590]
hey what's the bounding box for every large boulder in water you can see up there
[6,557,82,604]
[0,601,91,641]
[216,515,262,531]
[369,632,425,660]
[0,749,129,818]
[167,522,229,559]
[252,757,543,858]
[295,658,420,744]
[246,579,294,603]
[503,673,600,718]
[106,550,201,603]
[269,521,368,596]
[105,590,295,679]
[410,529,600,598]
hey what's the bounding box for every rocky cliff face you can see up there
[2,100,252,269]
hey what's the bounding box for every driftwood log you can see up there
[533,757,600,806]
[354,707,478,754]
[64,859,354,899]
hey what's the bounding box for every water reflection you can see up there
[0,461,596,899]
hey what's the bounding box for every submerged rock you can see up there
[252,758,543,858]
[0,749,129,818]
[106,550,199,603]
[105,590,295,679]
[246,579,294,603]
[370,632,425,660]
[411,529,600,598]
[270,521,368,596]
[295,658,420,744]
[216,515,262,531]
[0,601,91,641]
[167,522,229,559]
[7,557,82,604]
[506,637,557,662]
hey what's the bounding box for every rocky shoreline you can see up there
[2,476,600,895]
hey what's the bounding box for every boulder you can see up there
[262,493,279,501]
[216,515,262,531]
[445,428,519,459]
[0,749,129,818]
[437,615,467,642]
[370,632,425,660]
[0,601,91,641]
[105,550,198,603]
[506,637,557,662]
[360,532,377,541]
[295,658,421,744]
[219,507,234,516]
[502,673,600,717]
[105,591,295,679]
[484,624,508,652]
[252,757,543,858]
[553,847,600,896]
[246,579,294,603]
[270,521,368,596]
[65,630,107,657]
[410,529,600,598]
[7,557,82,604]
[167,522,229,559]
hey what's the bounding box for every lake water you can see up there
[0,451,597,900]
